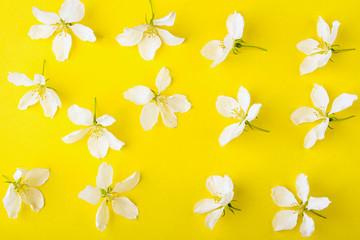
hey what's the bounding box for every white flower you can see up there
[2,168,50,218]
[8,67,61,118]
[28,0,96,61]
[62,99,124,158]
[124,67,191,130]
[116,0,184,61]
[194,175,239,230]
[297,16,355,75]
[271,173,331,237]
[201,11,266,68]
[79,162,140,231]
[291,84,357,149]
[216,86,267,146]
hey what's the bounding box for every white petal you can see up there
[113,172,140,194]
[216,96,240,118]
[62,129,89,143]
[23,168,50,187]
[219,122,245,147]
[206,175,233,197]
[317,16,331,43]
[291,107,320,125]
[304,118,329,149]
[218,191,234,206]
[34,74,46,85]
[271,186,298,207]
[329,21,340,45]
[70,24,96,42]
[201,40,224,61]
[78,185,101,205]
[155,67,171,93]
[32,7,60,25]
[205,207,224,230]
[13,168,28,181]
[59,0,85,23]
[21,187,44,212]
[124,86,155,105]
[153,12,176,26]
[96,115,115,127]
[88,133,109,159]
[273,210,299,231]
[210,35,232,68]
[96,201,109,231]
[307,197,331,210]
[246,104,261,122]
[226,11,244,39]
[112,197,138,219]
[296,39,320,55]
[300,54,321,75]
[67,104,93,126]
[295,173,309,203]
[52,32,72,62]
[329,93,358,114]
[194,199,221,214]
[18,90,39,110]
[140,102,159,131]
[317,51,332,68]
[311,84,329,113]
[8,72,34,86]
[116,25,147,46]
[157,29,184,46]
[237,86,251,112]
[138,34,161,61]
[40,89,61,118]
[28,25,57,39]
[3,184,21,219]
[96,162,113,190]
[102,129,124,151]
[168,94,191,113]
[159,102,177,128]
[300,213,315,237]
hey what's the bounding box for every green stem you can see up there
[93,97,97,124]
[330,115,355,121]
[42,59,46,76]
[309,210,327,219]
[148,0,155,22]
[246,122,270,132]
[241,45,267,51]
[332,48,356,53]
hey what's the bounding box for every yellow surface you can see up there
[0,0,359,239]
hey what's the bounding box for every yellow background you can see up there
[0,0,359,239]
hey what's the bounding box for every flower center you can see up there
[54,19,72,33]
[143,25,158,38]
[232,107,246,121]
[90,125,103,139]
[318,40,331,52]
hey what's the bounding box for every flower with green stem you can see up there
[201,11,266,68]
[297,16,355,75]
[116,0,184,61]
[291,84,357,149]
[62,98,124,158]
[28,0,96,61]
[8,60,61,118]
[271,174,331,237]
[78,162,140,231]
[216,86,268,146]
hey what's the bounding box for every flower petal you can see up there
[317,16,331,43]
[329,21,340,45]
[96,201,109,231]
[304,118,329,149]
[21,187,44,212]
[311,84,329,113]
[218,191,234,206]
[307,197,331,210]
[317,51,332,68]
[124,86,155,105]
[159,102,177,128]
[219,122,245,147]
[78,185,101,205]
[13,168,28,181]
[201,40,224,61]
[205,207,224,230]
[116,25,147,46]
[210,35,232,68]
[206,175,233,197]
[216,96,240,118]
[295,173,309,203]
[67,104,93,126]
[96,162,113,190]
[28,25,57,39]
[96,115,115,127]
[40,88,61,118]
[88,134,110,159]
[168,94,191,113]
[18,90,39,110]
[155,67,171,93]
[52,32,72,61]
[246,104,261,122]
[291,107,320,125]
[138,34,161,61]
[3,184,21,219]
[59,0,85,23]
[300,54,321,75]
[226,11,244,39]
[153,12,176,26]
[273,210,299,231]
[140,102,159,131]
[296,39,320,55]
[194,199,221,214]
[112,197,138,219]
[113,172,140,194]
[62,129,89,143]
[70,24,96,42]
[329,93,358,114]
[237,86,251,112]
[102,129,125,151]
[157,29,184,46]
[271,186,298,207]
[8,73,34,86]
[32,7,60,25]
[23,168,50,187]
[300,213,315,237]
[34,74,46,85]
